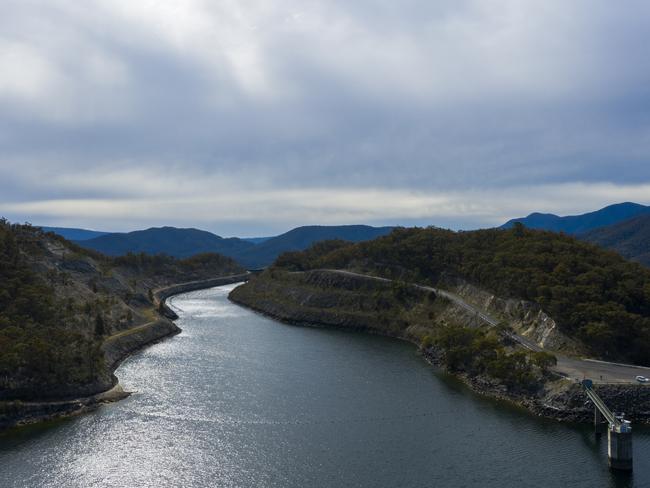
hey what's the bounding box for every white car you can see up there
[635,375,649,383]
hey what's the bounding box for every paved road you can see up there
[325,269,650,385]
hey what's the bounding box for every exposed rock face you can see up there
[441,278,582,353]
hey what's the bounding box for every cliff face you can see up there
[440,278,582,353]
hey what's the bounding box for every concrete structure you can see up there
[594,408,606,435]
[608,422,633,471]
[583,379,633,471]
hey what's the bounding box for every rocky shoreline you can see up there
[0,275,250,432]
[420,347,650,424]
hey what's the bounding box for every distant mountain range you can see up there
[42,201,650,270]
[500,202,650,235]
[73,227,255,260]
[501,202,650,267]
[41,226,109,241]
[241,237,272,244]
[230,225,395,268]
[43,224,395,269]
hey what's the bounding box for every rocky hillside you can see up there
[0,220,244,402]
[231,269,442,338]
[435,277,583,354]
[240,226,650,365]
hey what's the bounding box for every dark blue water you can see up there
[1,284,648,487]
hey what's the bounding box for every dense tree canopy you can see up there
[0,220,104,399]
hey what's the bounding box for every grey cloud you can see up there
[2,0,650,232]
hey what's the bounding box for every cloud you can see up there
[1,0,650,233]
[3,164,650,235]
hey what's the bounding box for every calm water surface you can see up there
[1,284,649,487]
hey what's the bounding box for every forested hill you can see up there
[581,214,650,267]
[0,220,244,401]
[273,226,650,364]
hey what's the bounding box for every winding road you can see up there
[326,269,650,385]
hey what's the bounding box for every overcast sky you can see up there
[2,0,650,236]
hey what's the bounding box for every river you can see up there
[1,284,649,487]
